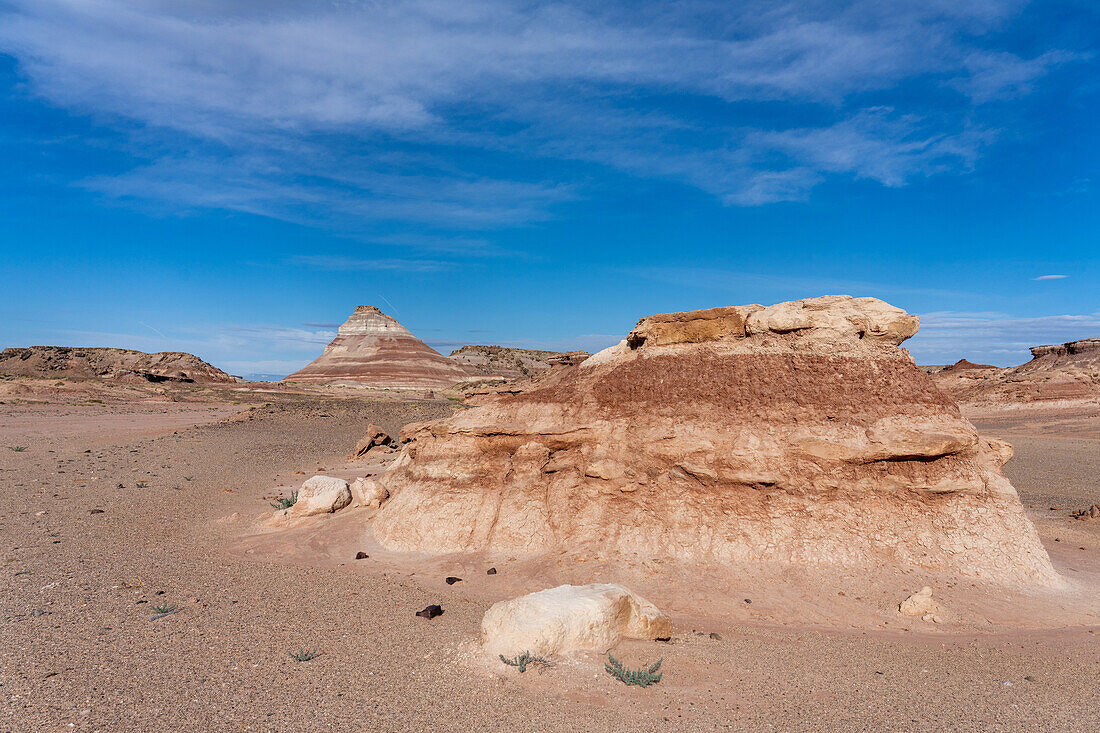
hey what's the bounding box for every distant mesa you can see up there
[0,346,233,383]
[449,345,590,380]
[1027,338,1100,363]
[284,305,468,389]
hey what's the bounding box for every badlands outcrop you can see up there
[935,338,1100,405]
[0,346,234,383]
[370,295,1058,586]
[285,306,468,389]
[455,349,592,405]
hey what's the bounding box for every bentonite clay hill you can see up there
[370,295,1057,586]
[285,306,468,389]
[0,345,233,383]
[935,338,1100,406]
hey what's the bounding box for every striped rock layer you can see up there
[285,306,467,389]
[371,296,1058,586]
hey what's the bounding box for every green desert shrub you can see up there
[605,654,662,687]
[499,651,551,673]
[289,648,319,662]
[270,491,298,510]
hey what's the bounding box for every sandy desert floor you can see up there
[3,385,1100,732]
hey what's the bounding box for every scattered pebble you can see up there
[709,632,722,640]
[744,598,752,604]
[486,567,497,575]
[445,576,462,585]
[355,552,369,560]
[89,509,105,515]
[416,605,443,619]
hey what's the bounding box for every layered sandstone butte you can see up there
[371,295,1058,586]
[935,338,1100,405]
[0,346,233,383]
[284,306,467,389]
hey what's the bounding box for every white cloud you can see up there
[0,0,1082,226]
[1032,274,1068,281]
[741,109,993,191]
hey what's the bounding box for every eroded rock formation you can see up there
[285,306,467,389]
[370,295,1058,586]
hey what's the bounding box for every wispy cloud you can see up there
[909,310,1100,365]
[287,254,457,273]
[0,0,1083,231]
[1032,274,1068,281]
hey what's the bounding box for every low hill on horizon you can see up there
[0,345,235,383]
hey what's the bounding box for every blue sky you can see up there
[1,0,1098,378]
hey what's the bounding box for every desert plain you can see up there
[3,304,1100,732]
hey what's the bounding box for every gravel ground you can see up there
[2,393,1099,732]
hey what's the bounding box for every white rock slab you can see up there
[481,583,671,657]
[290,475,351,517]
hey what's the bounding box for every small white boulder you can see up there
[899,586,944,621]
[290,475,351,517]
[350,476,389,508]
[481,583,671,658]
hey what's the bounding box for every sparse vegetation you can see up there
[184,476,194,482]
[270,491,298,510]
[151,602,177,614]
[9,446,27,452]
[289,648,319,662]
[604,654,663,687]
[136,481,148,488]
[499,651,551,673]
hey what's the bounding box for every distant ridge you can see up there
[0,346,233,383]
[933,338,1100,405]
[449,345,590,380]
